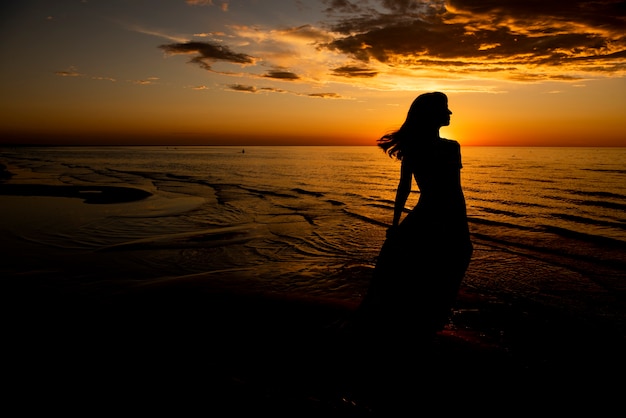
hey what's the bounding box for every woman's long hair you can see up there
[377,92,448,160]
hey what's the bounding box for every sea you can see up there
[1,145,625,336]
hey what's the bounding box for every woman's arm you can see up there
[391,159,412,227]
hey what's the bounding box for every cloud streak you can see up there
[159,41,255,71]
[159,0,625,95]
[54,66,152,85]
[332,65,378,78]
[224,83,346,99]
[186,0,228,8]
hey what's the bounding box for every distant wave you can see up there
[542,193,626,211]
[292,188,325,197]
[568,189,626,200]
[577,199,626,211]
[551,213,626,230]
[98,225,262,251]
[468,216,535,231]
[470,195,549,209]
[475,206,528,218]
[583,168,626,175]
[541,225,626,249]
[342,209,390,228]
[238,185,296,199]
[326,199,345,206]
[519,177,556,184]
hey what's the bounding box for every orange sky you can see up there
[1,1,625,147]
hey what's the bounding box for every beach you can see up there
[2,147,625,414]
[5,233,624,415]
[5,265,620,407]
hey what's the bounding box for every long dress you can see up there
[353,137,473,342]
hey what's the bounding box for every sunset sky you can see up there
[1,0,625,146]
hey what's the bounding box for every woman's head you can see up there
[377,92,451,159]
[404,92,451,130]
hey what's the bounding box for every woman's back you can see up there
[410,138,466,214]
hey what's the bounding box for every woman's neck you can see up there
[423,127,441,140]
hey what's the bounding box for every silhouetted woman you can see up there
[352,92,473,350]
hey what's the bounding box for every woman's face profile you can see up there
[432,102,452,127]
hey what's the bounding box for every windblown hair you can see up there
[377,92,448,160]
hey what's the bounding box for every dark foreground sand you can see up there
[6,269,625,416]
[3,181,625,415]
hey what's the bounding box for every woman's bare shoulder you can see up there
[440,138,460,146]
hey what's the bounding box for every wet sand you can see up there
[2,181,625,415]
[0,183,153,203]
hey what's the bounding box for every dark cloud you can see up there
[331,65,378,77]
[159,41,254,71]
[320,0,626,79]
[260,87,288,93]
[228,84,257,92]
[262,70,300,80]
[55,70,82,77]
[307,92,342,98]
[163,1,624,84]
[281,24,333,42]
[379,0,437,14]
[448,0,626,32]
[322,0,362,14]
[226,84,289,94]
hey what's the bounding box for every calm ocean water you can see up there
[1,145,625,328]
